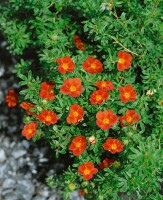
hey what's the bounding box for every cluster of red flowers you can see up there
[15,45,140,182]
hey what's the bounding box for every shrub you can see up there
[1,0,162,199]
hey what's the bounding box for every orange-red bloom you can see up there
[39,82,55,100]
[99,158,115,169]
[103,138,123,154]
[78,162,98,180]
[78,189,84,197]
[117,51,132,71]
[67,104,84,124]
[89,90,109,105]
[118,84,137,103]
[82,57,103,74]
[120,109,140,127]
[56,56,75,74]
[96,110,118,130]
[37,110,58,125]
[73,36,85,51]
[20,101,35,115]
[60,78,83,97]
[94,80,114,91]
[22,122,38,140]
[6,89,18,107]
[69,136,87,156]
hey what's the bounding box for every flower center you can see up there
[111,143,117,150]
[76,142,81,148]
[119,58,125,64]
[27,129,32,134]
[46,115,52,122]
[91,63,96,69]
[126,116,132,123]
[72,111,78,117]
[84,169,90,175]
[48,88,53,93]
[11,96,16,101]
[96,95,102,101]
[70,86,76,92]
[101,82,106,87]
[124,92,130,99]
[62,63,68,70]
[103,118,109,124]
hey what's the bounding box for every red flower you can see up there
[120,109,140,127]
[39,82,55,100]
[60,78,83,97]
[117,51,132,71]
[78,189,84,197]
[96,110,118,130]
[99,158,115,169]
[37,110,58,125]
[6,89,18,107]
[22,122,38,140]
[118,84,137,103]
[103,138,123,154]
[89,90,109,105]
[67,104,84,124]
[73,36,85,51]
[94,81,114,91]
[56,56,75,74]
[69,136,86,156]
[78,162,98,180]
[20,102,35,115]
[82,57,103,74]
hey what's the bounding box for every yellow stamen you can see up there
[124,92,130,98]
[119,58,125,64]
[111,143,117,150]
[91,63,96,69]
[46,115,52,122]
[70,86,76,92]
[103,118,109,124]
[62,63,68,70]
[84,169,90,175]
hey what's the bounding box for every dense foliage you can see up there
[0,0,162,199]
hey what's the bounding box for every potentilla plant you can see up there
[1,0,162,199]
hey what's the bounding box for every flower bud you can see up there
[68,183,76,191]
[36,106,42,112]
[88,136,96,144]
[113,161,121,168]
[42,99,48,104]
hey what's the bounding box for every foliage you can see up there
[0,0,162,199]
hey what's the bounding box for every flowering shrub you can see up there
[1,0,162,199]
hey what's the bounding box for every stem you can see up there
[106,34,140,56]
